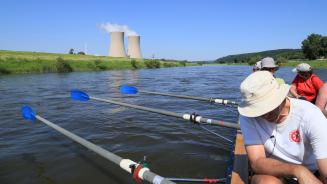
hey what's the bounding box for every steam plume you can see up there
[99,23,138,36]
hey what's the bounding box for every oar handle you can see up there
[22,106,175,184]
[90,96,240,130]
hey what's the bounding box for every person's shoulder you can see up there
[290,98,323,120]
[292,75,301,83]
[311,74,323,81]
[239,115,255,124]
[276,78,285,85]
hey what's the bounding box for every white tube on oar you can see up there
[21,105,175,184]
[120,85,239,106]
[71,90,240,130]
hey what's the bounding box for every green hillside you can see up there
[215,49,304,65]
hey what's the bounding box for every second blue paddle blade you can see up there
[21,105,36,121]
[120,85,138,94]
[71,90,90,101]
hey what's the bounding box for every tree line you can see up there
[68,48,85,55]
[302,34,327,60]
[215,33,327,65]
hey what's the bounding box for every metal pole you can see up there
[35,115,175,184]
[90,96,240,130]
[166,177,226,183]
[140,90,238,106]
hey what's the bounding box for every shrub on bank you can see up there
[0,65,11,74]
[145,59,161,68]
[131,59,139,69]
[163,62,179,67]
[56,57,73,72]
[94,59,108,70]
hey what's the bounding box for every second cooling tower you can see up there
[109,32,127,57]
[127,36,142,59]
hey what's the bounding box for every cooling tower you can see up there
[127,36,142,59]
[109,32,127,57]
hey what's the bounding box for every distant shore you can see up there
[279,59,327,69]
[207,59,327,69]
[0,50,195,75]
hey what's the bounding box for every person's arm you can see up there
[306,106,327,183]
[246,144,322,183]
[316,83,327,118]
[317,159,327,183]
[312,75,324,91]
[290,83,300,98]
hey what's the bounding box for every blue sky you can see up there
[0,0,326,61]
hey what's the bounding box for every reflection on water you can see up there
[0,66,326,184]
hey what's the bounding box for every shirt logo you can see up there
[289,130,301,143]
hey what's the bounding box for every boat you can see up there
[228,130,249,184]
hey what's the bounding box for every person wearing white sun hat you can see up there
[253,60,262,72]
[260,57,285,85]
[238,71,327,184]
[290,63,323,103]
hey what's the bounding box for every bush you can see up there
[0,66,11,74]
[163,62,178,67]
[144,60,161,68]
[94,59,108,70]
[130,59,138,69]
[276,57,287,64]
[56,57,73,72]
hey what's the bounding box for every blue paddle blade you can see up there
[120,85,138,94]
[71,90,90,101]
[21,105,36,121]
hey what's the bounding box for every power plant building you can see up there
[127,36,142,59]
[109,32,127,57]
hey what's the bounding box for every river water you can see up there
[1,65,327,184]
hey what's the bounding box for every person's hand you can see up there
[295,166,322,184]
[298,96,307,101]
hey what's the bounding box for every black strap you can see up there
[190,113,200,124]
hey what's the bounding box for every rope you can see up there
[199,125,233,143]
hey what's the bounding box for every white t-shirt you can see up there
[240,98,327,171]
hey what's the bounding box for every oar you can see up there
[120,85,239,106]
[166,177,226,183]
[21,105,175,184]
[71,90,240,130]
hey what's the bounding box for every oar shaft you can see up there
[140,90,208,101]
[90,97,240,130]
[35,115,175,184]
[140,90,238,106]
[91,97,182,118]
[166,177,226,183]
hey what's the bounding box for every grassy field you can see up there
[0,50,194,74]
[280,59,327,68]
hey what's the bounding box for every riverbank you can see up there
[280,59,327,68]
[0,50,195,74]
[213,59,327,68]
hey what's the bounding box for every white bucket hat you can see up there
[261,57,278,68]
[292,63,312,73]
[238,71,290,117]
[253,60,262,70]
